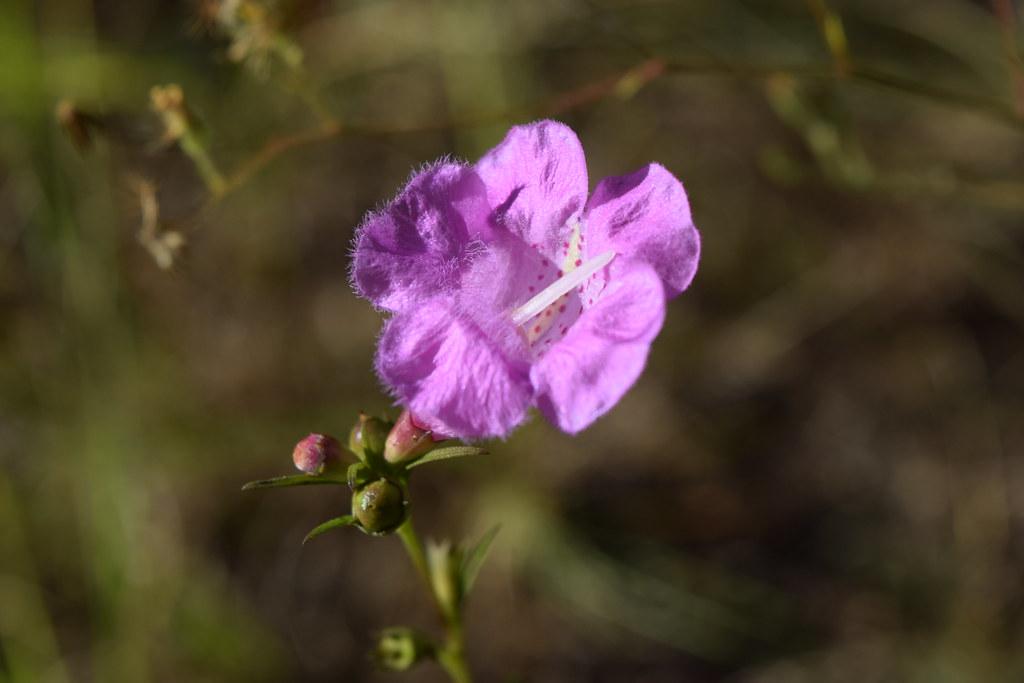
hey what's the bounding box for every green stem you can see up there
[436,619,471,683]
[396,518,432,592]
[395,518,473,683]
[179,129,226,197]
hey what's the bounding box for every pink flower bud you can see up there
[384,409,438,464]
[292,433,342,475]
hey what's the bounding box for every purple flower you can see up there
[352,120,700,440]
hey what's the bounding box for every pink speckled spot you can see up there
[574,259,582,267]
[559,305,566,313]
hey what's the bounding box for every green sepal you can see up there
[241,474,346,491]
[460,525,501,595]
[302,515,356,544]
[347,462,376,490]
[361,443,396,479]
[405,446,488,470]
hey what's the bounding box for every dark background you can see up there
[2,1,1024,681]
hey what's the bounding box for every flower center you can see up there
[511,249,615,332]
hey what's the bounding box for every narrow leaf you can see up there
[241,474,345,491]
[460,525,501,595]
[303,515,356,544]
[406,446,488,470]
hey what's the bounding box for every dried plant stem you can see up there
[396,518,473,683]
[219,121,341,197]
[805,0,850,75]
[208,55,1023,206]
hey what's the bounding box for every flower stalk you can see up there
[150,84,227,196]
[396,518,473,683]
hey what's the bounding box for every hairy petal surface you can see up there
[351,162,492,312]
[376,300,533,440]
[530,260,666,434]
[585,163,700,298]
[475,120,589,261]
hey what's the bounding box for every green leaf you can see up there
[460,525,501,595]
[241,474,345,491]
[405,446,488,470]
[302,515,356,544]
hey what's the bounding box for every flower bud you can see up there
[292,433,342,475]
[348,413,391,461]
[426,540,461,617]
[373,627,434,671]
[384,409,437,464]
[352,479,407,534]
[149,84,193,142]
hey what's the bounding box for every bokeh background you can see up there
[3,0,1024,681]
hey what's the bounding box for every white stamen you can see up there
[511,250,615,326]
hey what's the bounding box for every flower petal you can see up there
[457,233,579,361]
[585,163,700,298]
[376,299,533,440]
[351,162,492,312]
[530,260,666,434]
[475,120,589,260]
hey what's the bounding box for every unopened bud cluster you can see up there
[287,410,445,537]
[277,409,454,538]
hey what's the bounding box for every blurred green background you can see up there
[2,0,1024,681]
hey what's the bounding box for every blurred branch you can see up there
[992,0,1024,117]
[847,63,1023,129]
[212,58,666,201]
[133,177,186,269]
[210,55,1022,205]
[662,58,1024,132]
[220,121,341,196]
[805,0,850,76]
[151,84,227,196]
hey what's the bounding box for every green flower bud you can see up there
[384,409,437,464]
[374,627,434,672]
[352,479,407,535]
[348,412,391,461]
[426,540,462,617]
